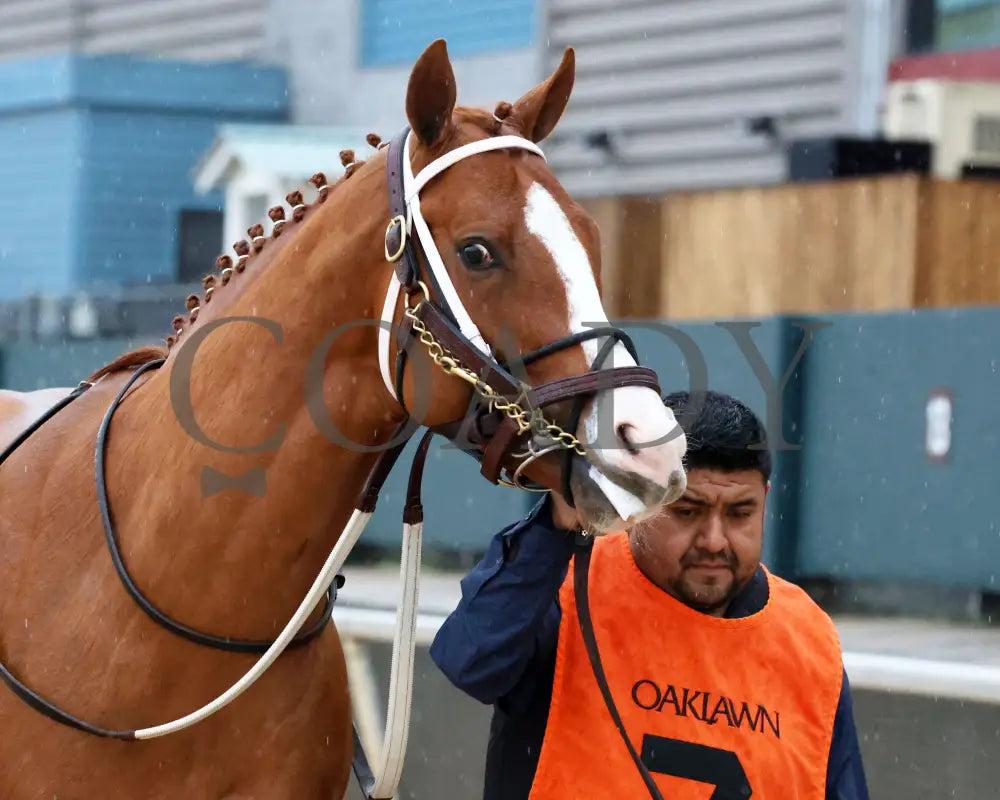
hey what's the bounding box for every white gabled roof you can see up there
[193,123,374,193]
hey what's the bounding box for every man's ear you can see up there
[405,39,457,147]
[510,47,575,143]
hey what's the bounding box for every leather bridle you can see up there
[378,126,660,503]
[371,129,670,800]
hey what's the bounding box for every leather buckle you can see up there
[384,215,406,262]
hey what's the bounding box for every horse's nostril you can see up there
[616,423,640,456]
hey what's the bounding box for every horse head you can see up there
[377,40,687,533]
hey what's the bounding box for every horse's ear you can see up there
[511,47,575,143]
[406,39,457,147]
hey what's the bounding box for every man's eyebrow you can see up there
[675,495,759,507]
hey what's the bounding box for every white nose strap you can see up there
[377,132,547,402]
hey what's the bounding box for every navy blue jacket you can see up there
[430,496,870,800]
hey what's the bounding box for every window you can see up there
[360,0,535,66]
[907,0,1000,54]
[243,193,270,232]
[176,209,223,284]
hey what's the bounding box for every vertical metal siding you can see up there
[0,110,83,299]
[545,0,854,196]
[0,55,286,298]
[77,110,225,289]
[360,0,536,66]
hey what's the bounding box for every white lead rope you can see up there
[132,508,373,739]
[130,504,423,800]
[369,520,422,798]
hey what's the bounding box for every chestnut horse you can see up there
[0,40,686,799]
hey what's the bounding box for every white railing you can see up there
[334,603,1000,711]
[842,651,1000,705]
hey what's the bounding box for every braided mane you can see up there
[86,102,520,386]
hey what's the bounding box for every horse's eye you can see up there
[459,242,496,270]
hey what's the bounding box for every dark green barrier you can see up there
[797,306,1000,591]
[364,434,535,553]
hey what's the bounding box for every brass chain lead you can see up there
[402,301,586,457]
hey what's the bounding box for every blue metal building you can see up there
[0,54,288,300]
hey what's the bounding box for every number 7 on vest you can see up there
[640,734,752,799]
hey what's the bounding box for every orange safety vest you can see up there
[528,532,843,800]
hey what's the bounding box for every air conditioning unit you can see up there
[882,79,1000,178]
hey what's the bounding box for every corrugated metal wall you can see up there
[0,0,271,64]
[544,0,856,196]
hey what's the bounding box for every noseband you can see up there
[379,128,660,503]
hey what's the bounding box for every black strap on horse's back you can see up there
[0,380,92,469]
[0,360,343,740]
[0,376,139,738]
[92,359,337,655]
[573,533,665,800]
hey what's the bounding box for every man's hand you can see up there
[549,492,582,531]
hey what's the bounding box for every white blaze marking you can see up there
[524,181,642,445]
[523,181,682,511]
[524,182,635,369]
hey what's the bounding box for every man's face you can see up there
[629,467,767,616]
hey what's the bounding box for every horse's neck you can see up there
[107,169,405,640]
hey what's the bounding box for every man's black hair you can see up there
[662,390,771,483]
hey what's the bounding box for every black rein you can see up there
[0,359,339,739]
